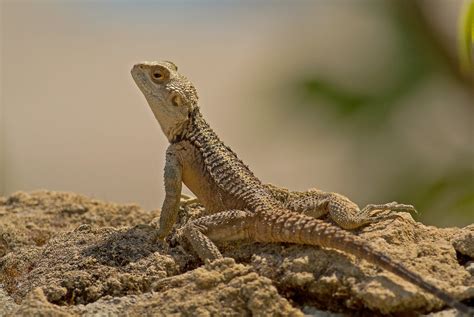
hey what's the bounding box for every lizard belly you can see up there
[177,141,246,213]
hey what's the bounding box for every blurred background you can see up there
[1,0,472,226]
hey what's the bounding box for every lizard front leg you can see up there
[265,184,415,230]
[152,144,183,240]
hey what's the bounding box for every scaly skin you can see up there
[131,61,471,314]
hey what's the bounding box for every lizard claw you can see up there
[155,227,169,241]
[180,194,200,215]
[361,202,417,215]
[149,217,169,242]
[180,194,199,206]
[359,201,417,225]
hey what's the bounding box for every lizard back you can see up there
[182,109,280,212]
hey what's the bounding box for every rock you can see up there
[0,191,472,315]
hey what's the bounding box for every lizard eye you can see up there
[153,72,162,79]
[150,66,169,83]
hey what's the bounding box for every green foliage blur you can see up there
[291,1,473,226]
[459,0,474,74]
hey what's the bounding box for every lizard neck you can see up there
[182,109,281,211]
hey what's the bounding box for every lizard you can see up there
[131,60,472,314]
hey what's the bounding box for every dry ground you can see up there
[0,191,472,316]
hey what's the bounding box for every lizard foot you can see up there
[180,194,200,207]
[359,201,417,224]
[148,217,170,242]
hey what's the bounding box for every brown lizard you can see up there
[131,60,471,314]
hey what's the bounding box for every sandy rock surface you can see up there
[0,191,472,316]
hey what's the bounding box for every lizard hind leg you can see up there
[180,210,255,261]
[265,184,416,230]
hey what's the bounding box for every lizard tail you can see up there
[254,210,472,314]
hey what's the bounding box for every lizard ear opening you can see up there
[171,94,182,107]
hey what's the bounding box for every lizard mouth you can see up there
[131,66,154,96]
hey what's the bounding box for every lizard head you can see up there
[131,61,198,142]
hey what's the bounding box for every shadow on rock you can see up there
[82,224,163,267]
